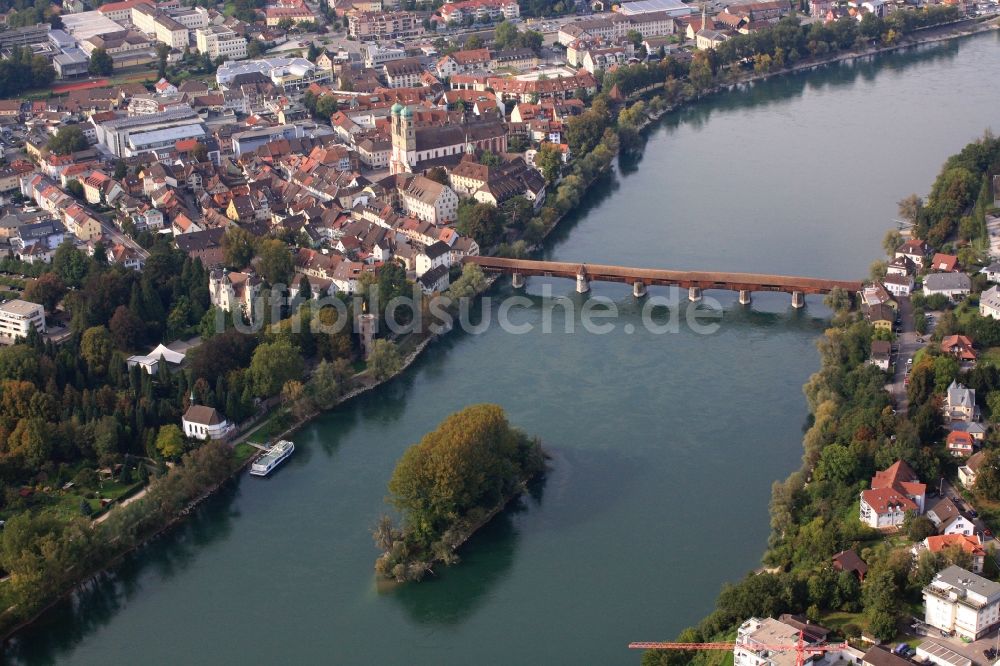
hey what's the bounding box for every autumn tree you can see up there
[81,326,113,376]
[88,47,113,76]
[109,305,144,349]
[23,273,66,312]
[155,424,184,458]
[456,200,505,248]
[249,339,304,397]
[223,226,257,269]
[255,239,293,285]
[386,404,543,549]
[535,142,563,184]
[367,339,402,381]
[47,126,87,156]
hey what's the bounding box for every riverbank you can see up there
[3,14,997,654]
[533,15,998,246]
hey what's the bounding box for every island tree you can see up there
[375,404,544,581]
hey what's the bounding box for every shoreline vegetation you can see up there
[640,133,1000,663]
[372,404,544,582]
[1,9,995,648]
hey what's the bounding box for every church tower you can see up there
[389,103,416,175]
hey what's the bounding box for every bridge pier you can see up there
[739,290,752,306]
[688,286,702,302]
[576,273,590,294]
[633,281,646,298]
[791,291,805,309]
[511,272,524,289]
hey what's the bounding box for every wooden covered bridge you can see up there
[463,257,862,308]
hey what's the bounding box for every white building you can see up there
[209,269,262,319]
[980,285,1000,320]
[415,240,452,277]
[923,272,971,300]
[196,25,247,61]
[401,176,459,224]
[0,299,45,338]
[182,405,234,440]
[859,460,925,530]
[733,617,863,666]
[923,565,1000,640]
[126,342,185,375]
[362,43,405,68]
[882,273,913,297]
[131,5,189,49]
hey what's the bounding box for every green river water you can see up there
[7,30,1000,666]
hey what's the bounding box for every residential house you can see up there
[107,242,144,270]
[882,273,913,297]
[886,254,916,277]
[12,220,66,256]
[944,380,977,423]
[82,171,111,204]
[980,285,1000,320]
[923,565,1000,640]
[862,646,911,666]
[929,253,959,272]
[980,261,1000,283]
[922,535,986,574]
[832,549,867,581]
[958,450,986,488]
[62,204,103,242]
[858,459,926,530]
[946,431,976,458]
[922,272,971,300]
[949,421,987,444]
[861,282,895,309]
[175,228,226,265]
[895,238,931,267]
[863,303,894,333]
[941,334,976,365]
[869,340,891,371]
[415,240,451,277]
[417,263,449,294]
[925,496,975,536]
[182,405,234,440]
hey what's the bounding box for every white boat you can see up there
[250,440,294,477]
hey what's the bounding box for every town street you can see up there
[888,295,918,415]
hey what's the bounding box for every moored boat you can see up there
[250,440,294,477]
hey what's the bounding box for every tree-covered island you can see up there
[373,404,544,582]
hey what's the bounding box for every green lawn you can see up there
[232,441,259,466]
[819,610,868,636]
[12,479,145,521]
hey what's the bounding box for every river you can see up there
[8,31,1000,666]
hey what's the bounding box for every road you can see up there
[94,212,150,260]
[940,478,1000,549]
[887,295,918,414]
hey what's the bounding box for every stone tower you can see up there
[356,303,377,360]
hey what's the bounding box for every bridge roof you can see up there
[466,257,862,294]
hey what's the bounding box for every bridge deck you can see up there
[464,257,862,295]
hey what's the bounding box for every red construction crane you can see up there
[628,630,851,666]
